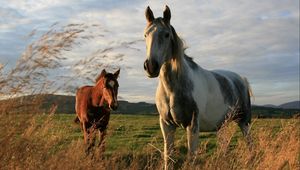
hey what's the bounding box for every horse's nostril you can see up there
[144,59,159,77]
[152,60,158,71]
[144,60,148,71]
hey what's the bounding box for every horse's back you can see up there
[76,86,93,97]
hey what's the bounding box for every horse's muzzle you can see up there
[110,103,118,110]
[144,59,159,78]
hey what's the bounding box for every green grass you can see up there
[0,113,289,155]
[34,114,218,154]
[0,113,299,169]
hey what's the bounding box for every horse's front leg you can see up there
[186,111,199,160]
[160,116,176,170]
[88,125,96,148]
[98,129,107,152]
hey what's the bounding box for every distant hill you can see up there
[0,94,75,114]
[262,104,279,108]
[115,100,157,114]
[279,101,300,109]
[262,101,300,110]
[0,94,299,118]
[251,105,299,118]
[0,94,157,115]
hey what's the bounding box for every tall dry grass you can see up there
[0,113,298,170]
[203,119,299,170]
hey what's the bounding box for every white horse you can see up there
[143,6,252,169]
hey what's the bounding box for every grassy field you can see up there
[0,113,299,170]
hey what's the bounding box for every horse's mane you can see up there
[95,74,103,83]
[184,54,198,69]
[170,25,198,70]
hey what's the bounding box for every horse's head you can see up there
[96,69,120,110]
[143,6,178,78]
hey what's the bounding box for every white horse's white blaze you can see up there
[144,6,252,170]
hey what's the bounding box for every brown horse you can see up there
[75,69,120,152]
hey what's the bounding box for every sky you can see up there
[0,0,299,105]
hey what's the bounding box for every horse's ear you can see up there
[145,6,154,23]
[163,5,171,24]
[95,69,106,82]
[100,69,107,77]
[113,68,120,79]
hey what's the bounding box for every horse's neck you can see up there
[160,55,189,92]
[91,81,104,106]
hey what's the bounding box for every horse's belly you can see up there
[199,104,227,132]
[199,117,220,131]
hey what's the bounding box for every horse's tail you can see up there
[74,116,80,124]
[243,77,254,100]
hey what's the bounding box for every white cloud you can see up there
[0,0,299,105]
[2,0,70,14]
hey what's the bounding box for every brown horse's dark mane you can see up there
[92,78,105,107]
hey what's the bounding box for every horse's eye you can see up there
[144,34,147,38]
[165,33,169,38]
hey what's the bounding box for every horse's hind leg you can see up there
[237,107,251,137]
[238,121,251,138]
[74,116,80,124]
[82,122,93,154]
[238,121,253,150]
[82,122,88,144]
[238,98,253,147]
